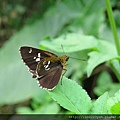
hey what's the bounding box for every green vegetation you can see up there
[0,0,120,117]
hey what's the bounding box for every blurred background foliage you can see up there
[0,0,120,117]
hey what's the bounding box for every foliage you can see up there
[0,0,120,115]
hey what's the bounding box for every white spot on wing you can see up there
[37,81,40,86]
[35,53,41,62]
[45,68,50,70]
[48,61,50,64]
[44,61,51,70]
[38,53,41,57]
[36,58,40,62]
[45,64,49,68]
[29,48,32,53]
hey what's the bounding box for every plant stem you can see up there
[105,0,120,56]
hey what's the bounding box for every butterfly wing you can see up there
[19,46,66,90]
[37,62,63,90]
[19,46,58,77]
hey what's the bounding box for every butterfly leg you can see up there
[62,68,67,76]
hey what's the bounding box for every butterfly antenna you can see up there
[69,56,86,61]
[61,44,65,54]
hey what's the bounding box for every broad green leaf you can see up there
[0,4,69,104]
[48,76,92,114]
[90,92,108,114]
[87,40,119,77]
[40,33,97,53]
[40,33,120,78]
[107,89,120,114]
[0,60,40,104]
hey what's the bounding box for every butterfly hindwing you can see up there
[37,64,63,90]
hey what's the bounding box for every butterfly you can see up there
[19,46,69,90]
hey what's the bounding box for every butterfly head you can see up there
[64,55,69,62]
[59,55,69,65]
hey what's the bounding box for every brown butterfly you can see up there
[19,46,69,90]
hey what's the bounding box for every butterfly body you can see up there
[19,46,69,90]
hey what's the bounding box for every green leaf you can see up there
[111,60,120,74]
[1,0,119,107]
[87,40,118,77]
[90,92,108,114]
[94,71,112,96]
[57,0,106,36]
[107,89,120,114]
[48,76,92,114]
[94,71,120,97]
[0,4,69,104]
[17,102,60,114]
[111,102,120,114]
[16,107,33,114]
[0,60,40,104]
[40,33,97,53]
[34,102,60,114]
[40,33,120,78]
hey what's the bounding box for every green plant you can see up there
[0,0,120,115]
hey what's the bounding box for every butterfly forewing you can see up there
[19,46,57,74]
[19,46,69,90]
